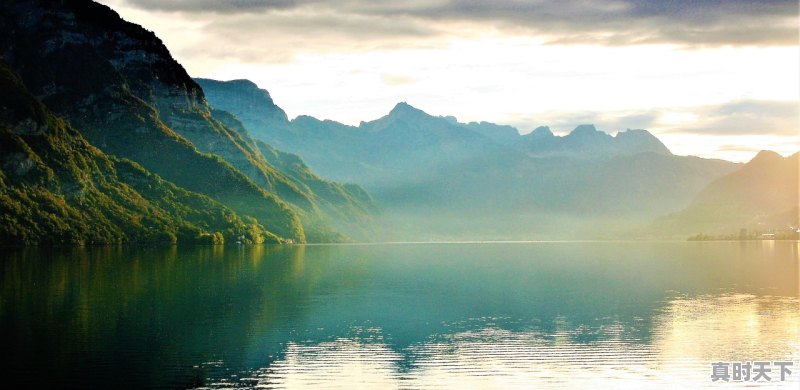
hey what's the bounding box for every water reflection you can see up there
[655,294,799,363]
[213,293,798,389]
[0,241,797,388]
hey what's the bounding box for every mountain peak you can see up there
[195,77,289,126]
[196,78,258,89]
[225,79,259,88]
[616,128,652,137]
[749,150,783,164]
[197,78,276,103]
[389,102,427,117]
[615,129,672,155]
[570,124,599,135]
[565,124,611,142]
[530,126,554,138]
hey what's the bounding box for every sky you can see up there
[97,0,799,162]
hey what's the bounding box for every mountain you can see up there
[0,60,277,245]
[522,124,672,158]
[196,79,507,188]
[194,78,294,140]
[0,1,746,243]
[460,120,522,146]
[0,0,376,243]
[655,150,799,236]
[197,78,738,240]
[210,108,378,240]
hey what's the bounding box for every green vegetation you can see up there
[0,0,379,244]
[211,109,378,240]
[0,60,278,245]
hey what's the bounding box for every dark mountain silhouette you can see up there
[0,60,277,244]
[0,0,376,242]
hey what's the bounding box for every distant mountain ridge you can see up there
[521,124,672,158]
[197,78,738,240]
[197,76,672,166]
[655,150,799,236]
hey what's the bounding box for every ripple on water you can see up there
[202,294,798,389]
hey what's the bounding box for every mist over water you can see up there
[1,241,797,388]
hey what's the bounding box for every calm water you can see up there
[1,242,798,389]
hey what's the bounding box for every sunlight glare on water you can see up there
[207,294,799,389]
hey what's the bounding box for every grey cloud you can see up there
[206,10,435,39]
[117,0,299,12]
[162,9,443,64]
[509,100,798,138]
[715,144,764,153]
[116,0,798,46]
[671,100,799,136]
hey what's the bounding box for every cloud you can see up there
[715,144,765,153]
[117,4,450,64]
[93,0,798,163]
[111,0,298,13]
[113,0,798,47]
[508,99,798,139]
[665,100,799,136]
[381,74,416,86]
[498,100,797,162]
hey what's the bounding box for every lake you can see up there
[1,241,798,389]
